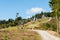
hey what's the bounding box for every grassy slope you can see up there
[0,27,42,40]
[24,17,49,29]
[25,17,60,38]
[0,18,49,40]
[0,17,57,40]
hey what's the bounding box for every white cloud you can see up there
[26,16,31,18]
[26,7,45,14]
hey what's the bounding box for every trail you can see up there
[33,30,60,40]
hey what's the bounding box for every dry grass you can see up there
[0,27,42,40]
[24,17,50,29]
[0,18,50,40]
[47,30,60,38]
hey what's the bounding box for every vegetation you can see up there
[0,12,51,29]
[31,12,51,19]
[0,17,31,29]
[0,0,60,40]
[49,0,60,33]
[0,27,42,40]
[41,18,57,31]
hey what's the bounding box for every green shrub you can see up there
[41,19,57,31]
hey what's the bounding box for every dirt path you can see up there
[33,30,60,40]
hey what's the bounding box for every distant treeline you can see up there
[0,12,51,29]
[31,12,51,19]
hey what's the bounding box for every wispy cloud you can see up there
[26,7,45,14]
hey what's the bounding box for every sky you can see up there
[0,0,51,20]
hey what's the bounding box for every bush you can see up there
[41,19,57,31]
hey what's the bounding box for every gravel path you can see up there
[33,30,60,40]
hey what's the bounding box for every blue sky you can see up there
[0,0,50,20]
